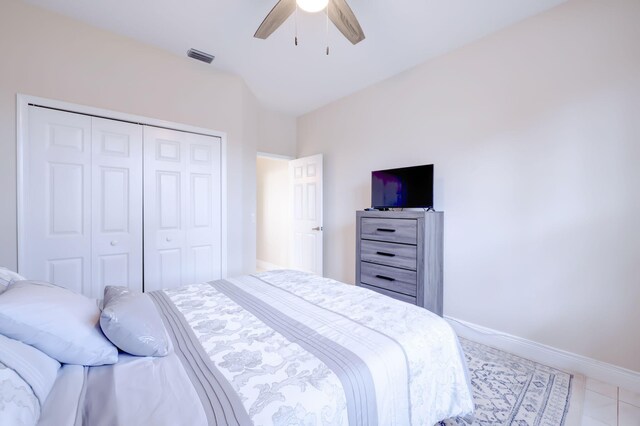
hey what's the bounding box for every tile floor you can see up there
[582,378,640,425]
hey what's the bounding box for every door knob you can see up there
[312,226,323,231]
[166,237,172,242]
[110,240,118,246]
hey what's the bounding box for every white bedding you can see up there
[0,334,60,426]
[36,270,474,425]
[38,355,207,426]
[0,361,40,426]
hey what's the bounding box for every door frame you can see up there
[256,152,294,272]
[16,94,228,279]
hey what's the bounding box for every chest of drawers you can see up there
[355,211,443,316]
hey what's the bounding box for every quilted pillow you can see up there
[0,281,118,366]
[100,286,171,357]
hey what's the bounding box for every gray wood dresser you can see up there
[355,210,443,316]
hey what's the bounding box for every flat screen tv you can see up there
[371,164,434,209]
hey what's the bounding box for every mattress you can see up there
[38,270,474,425]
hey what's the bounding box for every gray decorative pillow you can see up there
[100,286,171,357]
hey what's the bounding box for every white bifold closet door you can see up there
[23,106,143,297]
[22,106,222,296]
[91,117,143,296]
[143,126,222,291]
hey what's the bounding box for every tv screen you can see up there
[371,164,434,209]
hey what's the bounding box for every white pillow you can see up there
[0,280,118,366]
[0,267,26,295]
[0,361,40,426]
[100,286,171,357]
[0,334,61,405]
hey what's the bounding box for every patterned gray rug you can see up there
[440,338,573,426]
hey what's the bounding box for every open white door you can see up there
[289,154,323,275]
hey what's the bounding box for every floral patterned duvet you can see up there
[38,270,474,426]
[156,270,474,425]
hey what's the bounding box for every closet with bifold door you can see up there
[20,105,223,298]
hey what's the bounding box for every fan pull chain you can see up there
[295,3,299,46]
[325,1,330,55]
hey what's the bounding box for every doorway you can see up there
[256,153,291,272]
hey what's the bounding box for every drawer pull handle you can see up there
[375,275,396,282]
[377,228,396,233]
[376,251,396,257]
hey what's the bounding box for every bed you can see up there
[0,269,474,426]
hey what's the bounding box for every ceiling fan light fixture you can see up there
[296,0,329,13]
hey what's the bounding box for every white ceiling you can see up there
[23,0,567,116]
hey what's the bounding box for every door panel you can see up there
[289,154,323,275]
[48,162,85,235]
[100,167,129,232]
[306,183,317,220]
[48,123,84,151]
[144,128,185,291]
[100,132,130,156]
[157,171,182,229]
[159,249,182,289]
[98,254,129,289]
[192,245,214,283]
[144,126,222,291]
[293,184,303,219]
[191,174,212,228]
[186,134,221,286]
[47,257,84,294]
[303,233,317,272]
[91,117,143,297]
[23,107,92,293]
[156,139,181,162]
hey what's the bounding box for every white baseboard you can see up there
[446,316,640,393]
[256,259,286,271]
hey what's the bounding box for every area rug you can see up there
[440,338,573,426]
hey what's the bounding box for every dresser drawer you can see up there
[360,240,417,270]
[360,262,417,297]
[361,218,417,244]
[359,283,417,305]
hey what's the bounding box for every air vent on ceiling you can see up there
[187,48,215,64]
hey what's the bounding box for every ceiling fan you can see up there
[254,0,365,45]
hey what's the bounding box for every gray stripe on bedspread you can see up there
[78,366,119,426]
[73,368,89,426]
[213,279,378,426]
[254,273,414,424]
[148,291,251,426]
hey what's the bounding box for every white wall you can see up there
[258,108,297,157]
[0,0,296,276]
[256,156,290,268]
[298,0,640,372]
